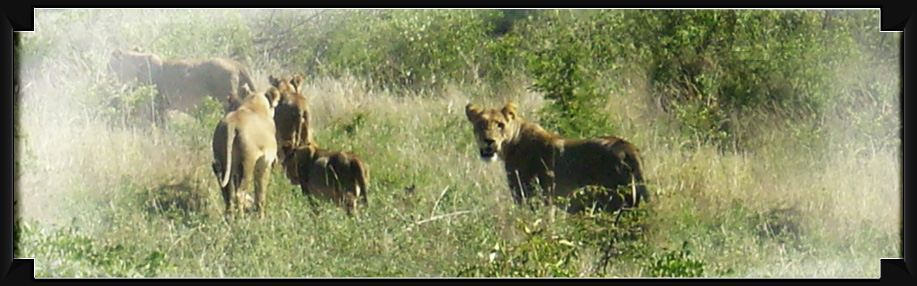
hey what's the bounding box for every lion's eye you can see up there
[497,122,505,129]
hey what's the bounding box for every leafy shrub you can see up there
[169,95,225,152]
[646,242,706,277]
[611,10,863,151]
[455,218,580,277]
[16,219,173,277]
[523,11,616,139]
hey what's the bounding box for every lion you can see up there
[268,74,312,148]
[464,101,650,214]
[211,84,283,219]
[278,141,370,216]
[108,47,258,125]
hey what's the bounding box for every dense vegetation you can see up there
[14,9,900,277]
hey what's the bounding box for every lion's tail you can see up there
[220,121,236,188]
[352,159,369,206]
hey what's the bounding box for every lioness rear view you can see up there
[211,85,282,219]
[279,142,370,216]
[108,47,258,124]
[464,101,650,214]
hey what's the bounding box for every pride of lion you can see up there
[110,48,650,220]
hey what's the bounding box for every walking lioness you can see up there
[278,142,370,216]
[464,101,650,213]
[108,47,258,125]
[211,85,282,219]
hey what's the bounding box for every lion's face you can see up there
[465,102,518,162]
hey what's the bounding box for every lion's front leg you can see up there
[506,170,527,206]
[299,180,321,215]
[537,171,556,208]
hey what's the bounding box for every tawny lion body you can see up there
[268,74,312,148]
[108,47,258,124]
[211,85,282,219]
[279,142,370,216]
[465,101,650,214]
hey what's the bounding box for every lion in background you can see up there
[268,74,313,148]
[278,141,370,216]
[211,84,282,219]
[464,101,650,214]
[108,47,258,125]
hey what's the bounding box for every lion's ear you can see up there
[131,46,142,52]
[502,101,518,120]
[466,103,482,121]
[268,75,280,88]
[291,75,305,93]
[266,87,282,108]
[241,83,253,96]
[226,94,239,111]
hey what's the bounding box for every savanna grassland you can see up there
[14,9,901,278]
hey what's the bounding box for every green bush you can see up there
[15,219,173,278]
[455,218,580,277]
[609,10,864,151]
[646,242,706,277]
[522,10,616,139]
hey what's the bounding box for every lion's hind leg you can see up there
[253,155,272,219]
[237,153,258,216]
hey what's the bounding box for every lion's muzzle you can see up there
[479,139,498,162]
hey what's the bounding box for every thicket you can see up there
[249,9,898,151]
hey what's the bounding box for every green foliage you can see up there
[341,112,368,137]
[102,83,160,128]
[609,10,867,151]
[16,219,173,277]
[257,10,525,92]
[132,176,212,223]
[568,208,651,276]
[145,10,254,63]
[523,11,616,139]
[646,243,706,277]
[168,96,225,152]
[455,218,580,277]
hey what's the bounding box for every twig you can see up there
[431,186,450,217]
[406,210,473,231]
[592,208,630,275]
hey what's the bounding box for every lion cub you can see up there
[465,101,650,214]
[278,142,370,216]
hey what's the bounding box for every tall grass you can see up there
[14,9,900,278]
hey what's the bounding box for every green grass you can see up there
[14,9,901,278]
